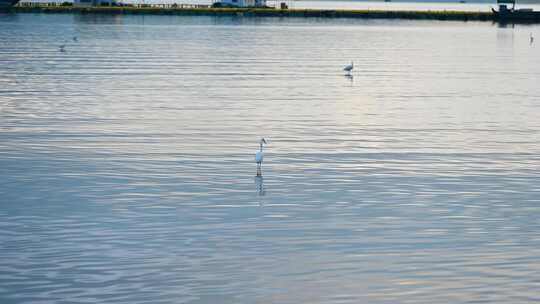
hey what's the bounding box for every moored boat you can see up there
[492,0,540,21]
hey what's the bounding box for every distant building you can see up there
[213,0,266,8]
[73,0,117,7]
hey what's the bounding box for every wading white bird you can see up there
[343,61,354,74]
[255,138,267,176]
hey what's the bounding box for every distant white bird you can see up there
[531,33,534,45]
[343,61,354,74]
[255,138,267,176]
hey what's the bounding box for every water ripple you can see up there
[1,13,540,304]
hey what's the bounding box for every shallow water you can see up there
[1,13,540,304]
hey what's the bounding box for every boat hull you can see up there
[492,5,540,21]
[493,11,540,21]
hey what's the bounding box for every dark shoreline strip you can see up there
[6,6,540,23]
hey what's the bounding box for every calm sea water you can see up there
[1,13,540,304]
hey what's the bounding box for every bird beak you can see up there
[262,138,267,144]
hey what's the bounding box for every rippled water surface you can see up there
[1,13,540,303]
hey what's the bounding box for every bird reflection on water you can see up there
[254,175,265,197]
[344,73,354,84]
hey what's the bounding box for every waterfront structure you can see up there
[213,0,266,8]
[74,0,117,7]
[9,4,540,23]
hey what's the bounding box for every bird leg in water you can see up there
[256,164,262,177]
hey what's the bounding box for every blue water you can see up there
[1,13,540,303]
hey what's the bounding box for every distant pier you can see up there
[7,3,540,23]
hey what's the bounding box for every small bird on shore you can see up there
[59,44,66,52]
[531,33,534,45]
[73,36,78,42]
[343,61,354,74]
[255,138,267,177]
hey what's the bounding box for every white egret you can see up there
[343,61,354,74]
[255,138,267,176]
